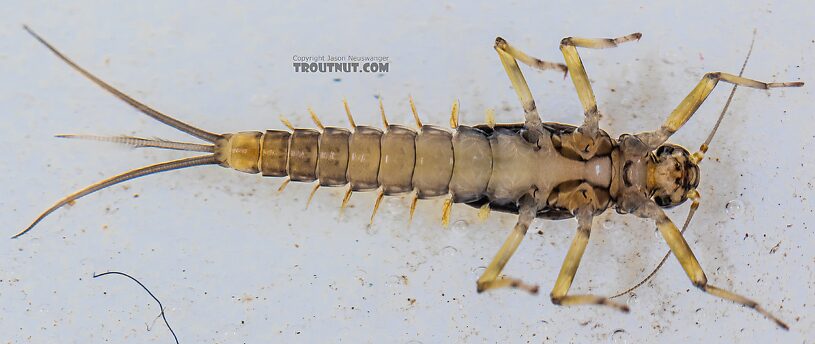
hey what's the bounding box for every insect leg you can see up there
[494,37,568,75]
[550,209,629,312]
[494,37,564,139]
[637,72,803,149]
[634,202,789,329]
[559,33,641,138]
[611,191,700,298]
[475,194,538,294]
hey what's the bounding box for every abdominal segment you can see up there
[223,122,612,216]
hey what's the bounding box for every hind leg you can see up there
[475,194,538,294]
[494,37,566,141]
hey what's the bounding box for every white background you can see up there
[1,1,812,343]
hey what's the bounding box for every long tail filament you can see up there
[16,26,225,238]
[56,134,215,153]
[13,155,218,238]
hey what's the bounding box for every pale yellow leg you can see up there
[494,37,547,137]
[550,211,629,312]
[498,39,568,75]
[637,72,803,148]
[476,194,539,294]
[610,192,701,299]
[560,33,641,137]
[647,207,789,329]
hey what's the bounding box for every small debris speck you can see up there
[770,241,781,254]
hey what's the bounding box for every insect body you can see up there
[17,27,803,329]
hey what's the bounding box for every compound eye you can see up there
[654,194,671,207]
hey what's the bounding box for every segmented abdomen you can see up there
[224,124,493,203]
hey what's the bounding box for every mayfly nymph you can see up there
[16,26,803,329]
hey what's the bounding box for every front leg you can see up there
[549,208,629,312]
[636,72,802,149]
[633,201,789,329]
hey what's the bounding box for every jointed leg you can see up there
[496,38,569,75]
[637,72,803,149]
[494,38,566,139]
[635,202,789,329]
[559,33,641,137]
[476,194,539,294]
[550,209,629,312]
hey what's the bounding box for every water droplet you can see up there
[653,228,665,244]
[694,307,707,324]
[386,197,403,215]
[659,49,680,65]
[452,220,469,232]
[440,245,458,256]
[471,266,487,277]
[220,328,240,339]
[354,269,368,286]
[365,224,379,236]
[725,199,744,219]
[610,329,629,344]
[401,112,415,125]
[539,320,551,334]
[249,94,272,106]
[627,293,639,306]
[385,275,406,288]
[405,340,423,344]
[602,218,615,230]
